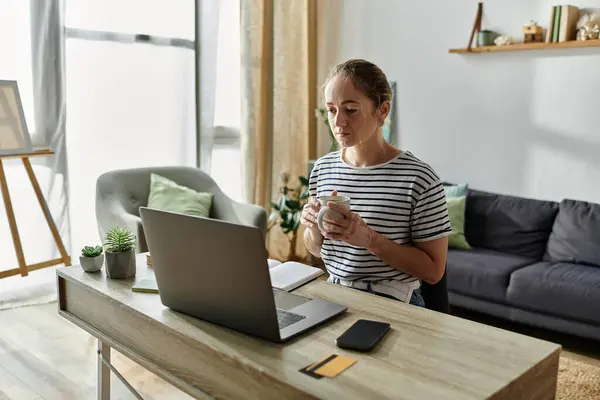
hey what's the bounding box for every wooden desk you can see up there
[56,255,561,400]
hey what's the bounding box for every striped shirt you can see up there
[309,150,452,286]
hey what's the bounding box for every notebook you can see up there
[268,259,325,291]
[131,278,159,293]
[134,258,324,293]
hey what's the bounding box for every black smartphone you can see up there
[335,319,391,352]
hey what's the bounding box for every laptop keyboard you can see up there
[276,309,306,329]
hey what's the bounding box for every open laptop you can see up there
[139,206,347,343]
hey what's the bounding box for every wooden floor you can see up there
[0,302,599,400]
[0,303,192,400]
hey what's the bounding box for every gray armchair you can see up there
[95,166,267,253]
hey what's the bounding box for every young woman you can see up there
[300,59,451,307]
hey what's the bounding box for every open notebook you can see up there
[267,259,325,291]
[134,255,324,293]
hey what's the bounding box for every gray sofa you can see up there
[96,166,267,253]
[446,188,600,341]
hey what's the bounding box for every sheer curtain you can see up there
[0,1,69,274]
[240,0,315,261]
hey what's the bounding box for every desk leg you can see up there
[98,339,110,400]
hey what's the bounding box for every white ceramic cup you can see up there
[317,195,351,232]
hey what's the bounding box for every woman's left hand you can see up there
[320,202,376,248]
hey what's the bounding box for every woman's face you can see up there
[324,74,388,149]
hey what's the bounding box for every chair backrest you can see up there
[96,166,223,218]
[96,166,267,249]
[419,265,450,314]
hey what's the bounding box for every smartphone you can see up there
[335,319,391,352]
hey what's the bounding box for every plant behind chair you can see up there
[267,173,310,261]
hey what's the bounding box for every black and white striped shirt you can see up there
[309,150,452,285]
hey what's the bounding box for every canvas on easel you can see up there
[0,79,70,279]
[0,80,33,156]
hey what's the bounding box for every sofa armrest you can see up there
[212,194,267,237]
[233,201,267,234]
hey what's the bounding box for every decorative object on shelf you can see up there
[104,226,136,279]
[0,80,71,280]
[315,108,338,153]
[267,172,309,262]
[466,1,484,51]
[79,245,104,273]
[477,30,497,46]
[494,35,514,46]
[576,13,600,41]
[522,20,544,43]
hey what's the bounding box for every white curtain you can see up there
[197,0,220,173]
[0,0,70,273]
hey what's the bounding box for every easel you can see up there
[0,148,71,279]
[466,2,484,51]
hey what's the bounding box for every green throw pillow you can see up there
[147,173,213,217]
[444,183,468,198]
[446,196,471,250]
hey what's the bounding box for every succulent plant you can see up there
[104,226,136,253]
[81,245,103,258]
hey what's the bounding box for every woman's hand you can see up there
[301,190,337,233]
[320,201,375,248]
[300,195,324,233]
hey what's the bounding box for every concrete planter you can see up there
[105,250,136,279]
[79,254,104,273]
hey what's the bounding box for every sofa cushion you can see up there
[507,261,600,325]
[464,189,559,259]
[544,199,600,268]
[447,248,536,303]
[444,183,468,198]
[447,196,471,250]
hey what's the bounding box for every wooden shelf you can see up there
[449,39,600,54]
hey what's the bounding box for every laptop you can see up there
[139,206,347,343]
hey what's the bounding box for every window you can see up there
[210,0,243,202]
[64,1,196,253]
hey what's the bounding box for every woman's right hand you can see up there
[300,196,321,233]
[301,190,338,233]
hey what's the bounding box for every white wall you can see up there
[318,0,600,204]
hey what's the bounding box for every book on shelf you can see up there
[139,255,324,293]
[547,4,579,43]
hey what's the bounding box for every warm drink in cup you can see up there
[317,195,351,232]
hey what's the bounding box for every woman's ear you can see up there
[377,101,391,125]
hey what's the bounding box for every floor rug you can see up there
[0,266,59,311]
[557,355,600,399]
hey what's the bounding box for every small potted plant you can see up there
[79,245,104,273]
[104,226,137,279]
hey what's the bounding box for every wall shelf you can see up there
[449,39,600,54]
